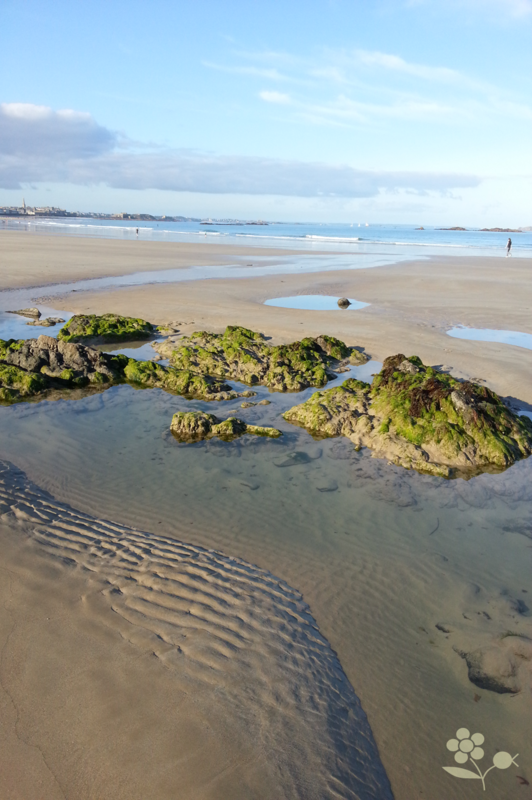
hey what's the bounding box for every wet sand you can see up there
[0,230,324,289]
[50,254,532,405]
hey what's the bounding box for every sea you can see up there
[2,216,532,257]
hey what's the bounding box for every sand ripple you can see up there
[0,459,393,800]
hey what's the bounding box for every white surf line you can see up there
[0,459,394,800]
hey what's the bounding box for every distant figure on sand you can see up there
[506,237,512,257]
[136,228,139,237]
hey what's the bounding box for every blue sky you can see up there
[0,0,531,224]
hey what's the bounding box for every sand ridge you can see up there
[0,459,394,800]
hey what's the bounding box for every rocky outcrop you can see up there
[283,354,532,476]
[170,411,282,442]
[0,336,257,403]
[154,325,368,392]
[7,308,41,318]
[1,335,127,388]
[123,358,255,401]
[58,313,155,343]
[27,317,65,327]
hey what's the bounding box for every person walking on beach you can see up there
[136,228,139,237]
[506,237,512,257]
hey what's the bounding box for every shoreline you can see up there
[0,230,340,290]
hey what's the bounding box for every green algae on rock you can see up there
[0,363,48,401]
[58,313,155,343]
[0,336,257,404]
[154,325,367,392]
[0,335,129,401]
[283,353,532,477]
[123,359,256,401]
[170,410,282,442]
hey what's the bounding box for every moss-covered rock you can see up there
[284,354,532,477]
[123,359,240,399]
[155,325,367,392]
[170,411,282,442]
[0,336,257,404]
[58,313,155,343]
[0,363,48,401]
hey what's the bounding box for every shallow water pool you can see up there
[264,295,370,311]
[447,326,532,351]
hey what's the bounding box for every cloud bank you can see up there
[0,102,481,197]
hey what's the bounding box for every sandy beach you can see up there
[1,232,531,799]
[0,230,321,289]
[38,241,532,404]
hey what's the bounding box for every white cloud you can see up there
[0,102,481,197]
[354,50,460,82]
[259,91,291,104]
[0,102,116,160]
[208,47,532,128]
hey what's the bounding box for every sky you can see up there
[0,0,531,224]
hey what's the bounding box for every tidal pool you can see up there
[264,295,370,311]
[447,326,532,351]
[0,362,530,799]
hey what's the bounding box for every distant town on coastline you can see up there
[0,200,272,226]
[0,201,529,231]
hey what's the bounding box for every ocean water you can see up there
[3,216,532,257]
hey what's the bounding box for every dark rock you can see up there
[337,298,351,308]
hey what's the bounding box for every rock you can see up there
[337,298,351,309]
[0,363,48,401]
[283,354,532,476]
[457,636,532,694]
[123,360,234,399]
[155,325,368,392]
[58,313,155,343]
[7,307,41,319]
[398,359,420,375]
[0,335,129,400]
[26,317,65,327]
[0,336,250,403]
[241,401,257,408]
[257,399,271,405]
[170,411,282,442]
[1,335,125,381]
[314,478,338,492]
